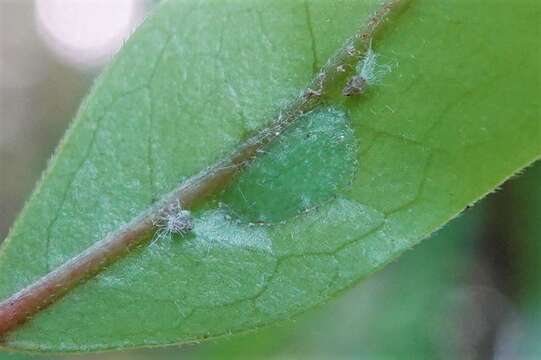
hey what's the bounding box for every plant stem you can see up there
[0,0,408,339]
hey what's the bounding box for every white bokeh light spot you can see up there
[34,0,141,68]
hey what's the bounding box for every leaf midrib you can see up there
[0,0,408,339]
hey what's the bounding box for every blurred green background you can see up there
[0,1,539,359]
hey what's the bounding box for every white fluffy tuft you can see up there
[356,41,393,85]
[152,201,194,244]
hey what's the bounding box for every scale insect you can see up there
[151,201,194,244]
[342,40,393,97]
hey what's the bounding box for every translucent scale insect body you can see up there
[342,41,392,97]
[151,201,194,244]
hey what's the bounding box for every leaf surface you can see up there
[188,205,483,359]
[0,0,540,352]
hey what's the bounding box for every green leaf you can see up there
[184,205,484,359]
[0,0,539,353]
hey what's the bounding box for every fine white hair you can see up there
[151,201,193,244]
[357,41,393,85]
